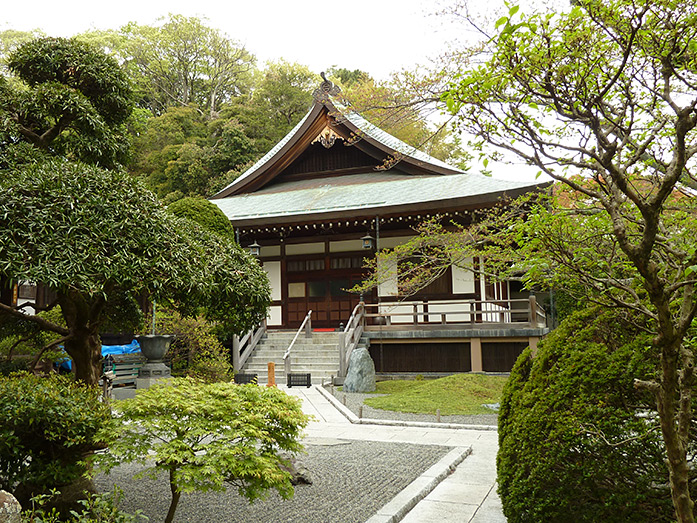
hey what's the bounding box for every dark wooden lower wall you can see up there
[368,340,530,373]
[482,342,529,372]
[369,342,472,373]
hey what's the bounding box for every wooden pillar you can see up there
[471,337,483,372]
[528,294,538,327]
[529,336,539,357]
[232,335,240,371]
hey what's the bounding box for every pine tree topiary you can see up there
[497,307,692,522]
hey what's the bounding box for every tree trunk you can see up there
[657,340,695,523]
[64,328,102,386]
[59,293,105,386]
[165,467,181,523]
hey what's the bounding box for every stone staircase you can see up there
[241,330,342,385]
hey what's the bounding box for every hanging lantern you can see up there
[248,241,261,257]
[361,233,375,250]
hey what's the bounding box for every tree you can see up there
[129,105,255,200]
[226,61,318,155]
[0,29,45,71]
[334,71,466,165]
[102,378,309,523]
[438,1,697,520]
[117,15,255,117]
[166,196,235,241]
[498,306,682,522]
[0,373,116,506]
[0,160,270,385]
[0,37,133,168]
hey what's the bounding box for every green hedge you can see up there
[0,373,116,505]
[497,308,685,522]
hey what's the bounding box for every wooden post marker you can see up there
[267,362,276,387]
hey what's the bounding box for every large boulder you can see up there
[0,490,21,523]
[343,347,376,393]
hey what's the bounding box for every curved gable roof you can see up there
[211,81,462,199]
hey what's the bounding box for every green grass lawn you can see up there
[363,374,508,415]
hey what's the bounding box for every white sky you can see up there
[1,0,466,80]
[1,0,549,182]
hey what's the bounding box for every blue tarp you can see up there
[60,339,142,371]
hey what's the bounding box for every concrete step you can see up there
[251,345,340,353]
[246,349,339,357]
[246,359,338,368]
[245,361,338,370]
[263,332,341,337]
[240,329,343,385]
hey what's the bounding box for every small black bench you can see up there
[287,373,311,388]
[234,373,258,385]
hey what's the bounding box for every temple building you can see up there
[212,78,550,374]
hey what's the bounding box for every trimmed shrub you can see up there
[497,308,687,522]
[154,309,233,382]
[166,196,234,241]
[0,373,116,506]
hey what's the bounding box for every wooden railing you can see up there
[338,302,365,377]
[232,319,267,371]
[363,295,546,329]
[283,310,312,376]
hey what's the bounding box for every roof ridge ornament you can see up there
[313,72,341,102]
[311,125,341,148]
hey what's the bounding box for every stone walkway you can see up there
[282,385,506,523]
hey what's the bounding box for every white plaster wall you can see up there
[267,306,282,326]
[379,303,423,324]
[286,242,325,255]
[263,261,282,301]
[17,299,36,316]
[427,302,472,323]
[481,302,511,323]
[452,262,475,294]
[329,239,363,253]
[377,258,398,297]
[260,245,281,257]
[378,236,412,250]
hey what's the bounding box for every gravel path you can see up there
[326,387,499,427]
[96,440,449,523]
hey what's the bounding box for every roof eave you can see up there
[226,181,551,228]
[211,102,328,199]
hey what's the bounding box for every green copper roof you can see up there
[212,171,545,225]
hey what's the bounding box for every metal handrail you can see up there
[283,310,312,376]
[339,302,365,377]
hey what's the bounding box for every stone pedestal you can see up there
[135,335,174,389]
